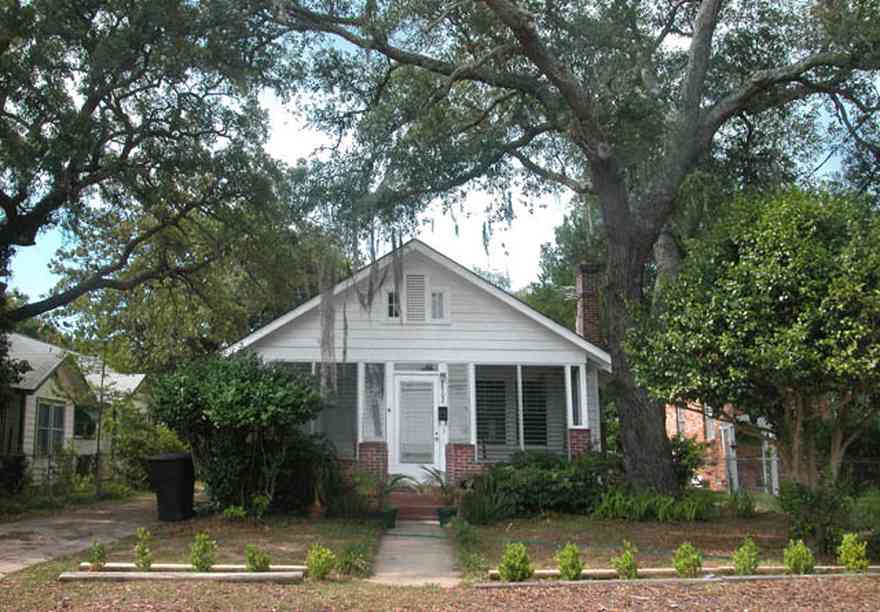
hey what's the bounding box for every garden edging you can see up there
[477,571,880,589]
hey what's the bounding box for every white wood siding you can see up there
[251,252,588,365]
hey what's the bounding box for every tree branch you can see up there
[511,149,591,193]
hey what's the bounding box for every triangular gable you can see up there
[224,239,612,372]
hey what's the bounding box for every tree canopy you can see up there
[0,0,302,321]
[629,189,880,488]
[272,0,880,490]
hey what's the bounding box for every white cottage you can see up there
[226,239,611,483]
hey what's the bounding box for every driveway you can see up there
[0,494,157,578]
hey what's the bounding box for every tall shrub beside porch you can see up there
[152,354,322,508]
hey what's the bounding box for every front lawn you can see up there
[451,512,793,578]
[99,514,383,566]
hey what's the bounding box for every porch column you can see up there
[516,365,524,451]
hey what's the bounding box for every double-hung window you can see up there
[387,290,401,319]
[36,399,65,456]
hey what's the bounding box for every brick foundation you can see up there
[355,442,388,480]
[568,429,592,457]
[446,443,487,485]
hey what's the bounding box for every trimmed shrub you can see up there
[611,541,638,579]
[245,545,272,572]
[490,451,623,516]
[134,528,152,571]
[837,533,869,573]
[87,541,106,571]
[555,543,584,581]
[191,532,217,572]
[306,544,336,580]
[673,542,703,578]
[498,542,533,582]
[337,543,371,577]
[732,536,760,575]
[223,505,248,521]
[783,539,815,575]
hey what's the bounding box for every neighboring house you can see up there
[226,239,611,483]
[665,403,780,495]
[1,333,147,480]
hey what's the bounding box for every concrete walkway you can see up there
[368,520,460,587]
[0,494,157,579]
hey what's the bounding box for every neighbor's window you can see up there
[431,290,447,320]
[74,406,98,439]
[36,399,65,456]
[387,290,401,318]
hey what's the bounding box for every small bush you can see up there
[251,494,271,520]
[673,542,703,578]
[783,539,815,575]
[134,528,152,571]
[222,505,248,521]
[337,543,371,577]
[498,542,533,582]
[837,533,869,573]
[245,544,272,572]
[727,489,756,519]
[306,544,336,580]
[110,401,187,490]
[732,536,760,575]
[779,480,850,554]
[87,541,106,571]
[191,532,217,572]
[555,543,583,581]
[611,541,638,580]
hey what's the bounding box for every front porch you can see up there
[283,361,599,484]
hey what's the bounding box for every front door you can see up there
[392,375,440,479]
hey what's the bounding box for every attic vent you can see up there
[406,274,426,322]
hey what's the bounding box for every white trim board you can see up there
[224,239,612,372]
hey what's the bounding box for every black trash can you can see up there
[147,453,195,521]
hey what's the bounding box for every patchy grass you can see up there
[451,512,793,579]
[94,514,382,566]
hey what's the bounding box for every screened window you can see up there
[570,367,581,426]
[431,290,446,320]
[522,380,548,446]
[387,290,401,318]
[476,380,507,445]
[676,406,686,435]
[74,406,98,439]
[36,400,65,456]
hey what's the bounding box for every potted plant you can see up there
[421,466,458,526]
[353,470,413,529]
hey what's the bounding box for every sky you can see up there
[8,95,567,303]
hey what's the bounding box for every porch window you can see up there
[74,406,98,439]
[36,399,65,457]
[522,379,548,447]
[475,379,507,445]
[570,367,582,426]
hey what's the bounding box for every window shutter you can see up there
[406,274,426,322]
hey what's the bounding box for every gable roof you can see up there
[225,239,612,372]
[8,333,146,396]
[8,333,69,391]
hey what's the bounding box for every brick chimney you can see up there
[576,262,603,347]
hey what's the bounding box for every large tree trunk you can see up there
[605,236,679,493]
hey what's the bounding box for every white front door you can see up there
[391,375,440,479]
